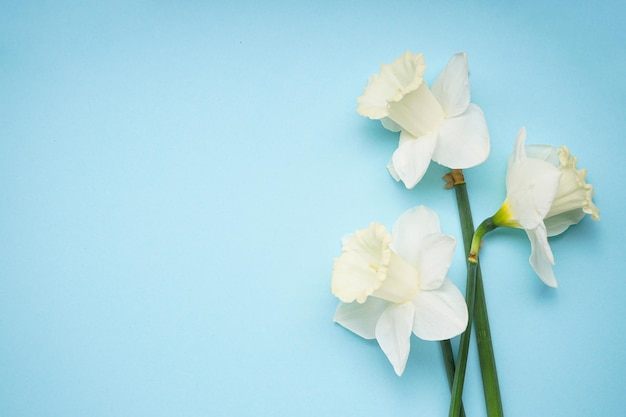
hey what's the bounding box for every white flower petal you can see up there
[331,223,392,303]
[525,224,557,287]
[431,52,470,118]
[524,144,560,165]
[387,159,401,182]
[333,298,391,340]
[375,302,415,376]
[506,130,561,229]
[387,132,414,182]
[397,130,413,147]
[391,205,442,267]
[417,233,457,291]
[544,209,586,237]
[507,143,559,186]
[412,278,468,341]
[511,127,528,165]
[390,131,438,189]
[507,157,561,229]
[431,104,490,169]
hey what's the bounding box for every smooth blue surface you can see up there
[1,1,624,416]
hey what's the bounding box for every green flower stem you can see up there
[469,217,498,264]
[440,340,466,417]
[452,180,504,417]
[475,272,502,417]
[449,257,478,417]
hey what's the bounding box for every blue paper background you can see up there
[1,1,624,416]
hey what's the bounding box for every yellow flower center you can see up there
[492,199,522,228]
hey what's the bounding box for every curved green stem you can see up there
[469,217,498,263]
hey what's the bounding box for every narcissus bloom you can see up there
[357,51,490,188]
[331,206,468,375]
[483,127,600,287]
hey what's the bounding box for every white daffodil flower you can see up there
[495,128,562,287]
[331,206,468,376]
[490,127,599,287]
[357,51,490,189]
